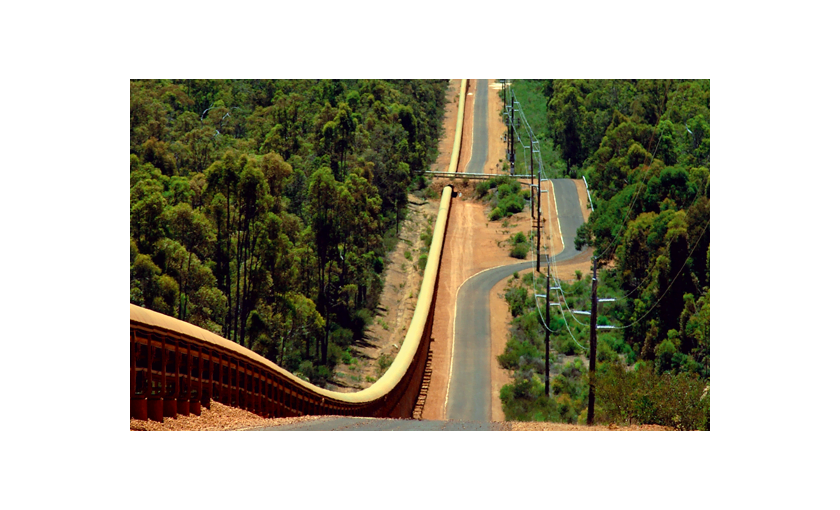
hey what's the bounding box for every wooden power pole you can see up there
[586,256,598,426]
[544,257,551,396]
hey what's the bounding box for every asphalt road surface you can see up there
[250,417,505,431]
[445,179,585,421]
[464,79,488,174]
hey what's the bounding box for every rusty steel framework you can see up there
[132,304,427,420]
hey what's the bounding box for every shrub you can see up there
[297,361,315,382]
[655,339,677,374]
[420,228,433,249]
[404,250,412,261]
[475,180,491,198]
[327,342,344,367]
[505,285,528,317]
[498,193,525,215]
[597,362,637,424]
[513,231,527,244]
[497,337,541,370]
[488,175,512,189]
[378,353,394,375]
[559,337,582,355]
[331,327,354,348]
[597,340,618,363]
[594,362,708,429]
[418,253,428,272]
[497,183,513,199]
[510,242,529,259]
[489,207,504,221]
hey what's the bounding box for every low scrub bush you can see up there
[510,242,529,259]
[498,193,525,216]
[475,180,491,198]
[596,361,709,429]
[377,353,394,376]
[497,337,540,370]
[505,285,529,317]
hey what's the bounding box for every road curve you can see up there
[445,179,585,421]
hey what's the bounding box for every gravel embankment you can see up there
[130,401,673,431]
[129,401,319,431]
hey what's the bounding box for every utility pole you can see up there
[586,256,598,426]
[530,131,535,219]
[536,175,542,273]
[544,257,551,396]
[511,101,516,175]
[507,84,513,169]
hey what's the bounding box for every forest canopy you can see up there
[547,79,711,369]
[130,79,448,385]
[497,79,710,428]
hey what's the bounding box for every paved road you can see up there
[249,417,505,431]
[445,179,585,421]
[464,79,488,174]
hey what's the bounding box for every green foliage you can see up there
[497,337,541,370]
[509,80,567,177]
[377,353,394,376]
[501,376,566,422]
[418,253,428,272]
[501,194,525,215]
[509,243,529,259]
[597,362,708,429]
[546,80,710,378]
[654,338,677,373]
[130,79,449,386]
[706,244,712,286]
[481,174,524,217]
[504,285,530,318]
[475,180,491,198]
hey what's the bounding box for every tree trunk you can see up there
[182,251,193,320]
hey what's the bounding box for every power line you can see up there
[605,218,710,331]
[509,82,707,350]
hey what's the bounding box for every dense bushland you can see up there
[130,79,447,386]
[498,80,710,428]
